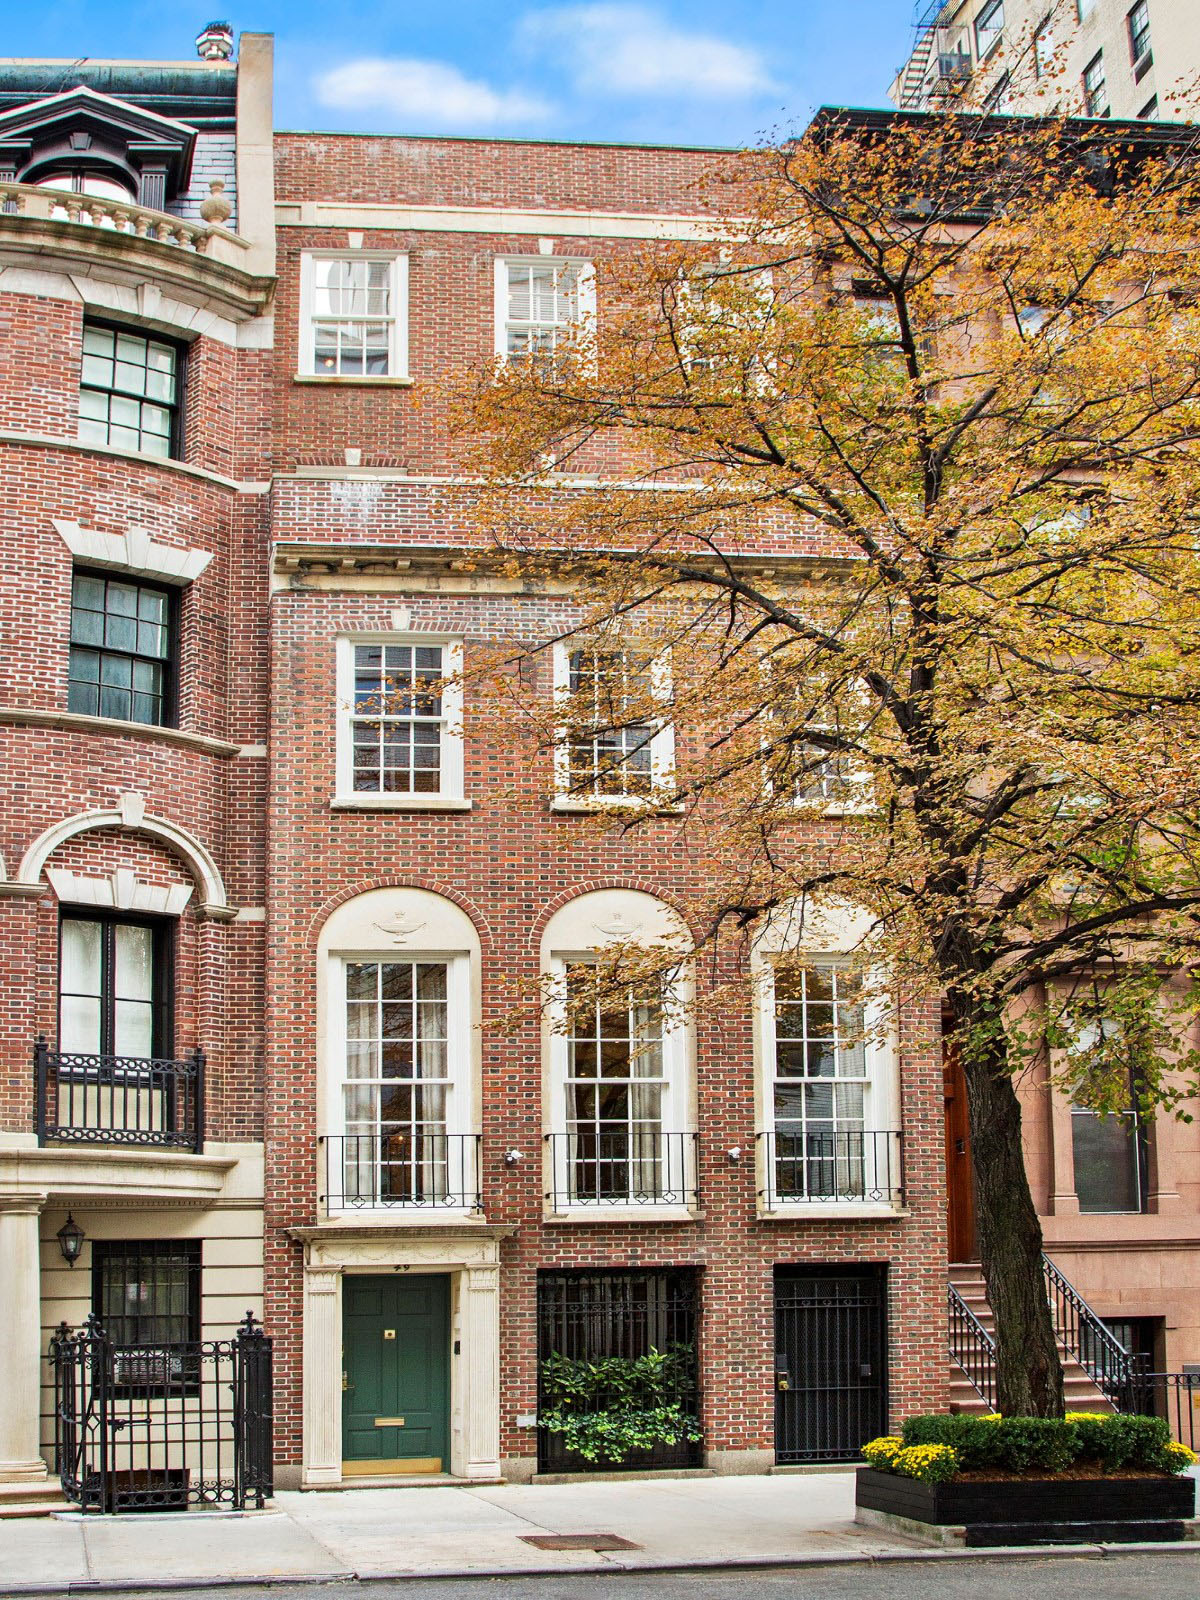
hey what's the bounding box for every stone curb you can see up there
[3,1540,1198,1594]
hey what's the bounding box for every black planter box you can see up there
[856,1466,1196,1546]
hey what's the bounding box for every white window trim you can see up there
[493,256,597,365]
[544,954,694,1217]
[759,664,874,817]
[334,633,465,809]
[754,957,900,1217]
[324,948,474,1216]
[550,640,675,811]
[298,251,409,380]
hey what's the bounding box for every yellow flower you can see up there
[861,1435,904,1469]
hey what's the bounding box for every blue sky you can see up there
[2,2,916,145]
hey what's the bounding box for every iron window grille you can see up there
[536,1268,702,1474]
[301,254,406,377]
[91,1239,201,1392]
[78,321,184,459]
[68,569,176,727]
[1083,52,1109,117]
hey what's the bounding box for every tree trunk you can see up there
[959,1020,1065,1416]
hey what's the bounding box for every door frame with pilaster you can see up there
[292,1223,512,1487]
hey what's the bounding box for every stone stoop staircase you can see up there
[0,1479,69,1519]
[948,1261,1114,1415]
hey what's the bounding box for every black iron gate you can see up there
[51,1311,273,1512]
[774,1267,887,1463]
[537,1268,702,1473]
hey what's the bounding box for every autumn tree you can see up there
[456,110,1200,1416]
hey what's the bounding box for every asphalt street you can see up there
[29,1550,1200,1600]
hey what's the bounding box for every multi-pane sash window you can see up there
[68,571,173,726]
[78,322,181,458]
[59,914,167,1058]
[771,964,869,1200]
[974,0,1004,58]
[560,646,670,801]
[564,965,666,1203]
[342,960,453,1203]
[496,258,594,362]
[350,643,445,794]
[1083,52,1109,116]
[301,255,406,377]
[1128,1,1151,66]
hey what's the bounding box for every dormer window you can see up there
[0,86,196,213]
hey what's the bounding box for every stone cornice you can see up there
[0,706,241,757]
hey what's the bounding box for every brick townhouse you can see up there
[0,27,1193,1511]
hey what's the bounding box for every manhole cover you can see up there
[520,1533,642,1551]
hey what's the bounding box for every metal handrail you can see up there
[1042,1253,1135,1404]
[948,1281,996,1408]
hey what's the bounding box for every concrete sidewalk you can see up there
[1,1472,1197,1593]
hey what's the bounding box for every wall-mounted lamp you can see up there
[503,1149,524,1167]
[56,1213,85,1267]
[726,1146,743,1164]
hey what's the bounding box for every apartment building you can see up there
[0,27,1194,1511]
[890,0,1200,118]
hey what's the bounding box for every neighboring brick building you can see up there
[0,28,1191,1509]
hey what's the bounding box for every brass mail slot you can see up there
[375,1417,406,1427]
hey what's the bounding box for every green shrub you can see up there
[900,1410,1192,1475]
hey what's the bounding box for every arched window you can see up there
[540,889,695,1213]
[35,169,135,200]
[318,888,482,1215]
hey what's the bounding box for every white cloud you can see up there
[522,4,775,99]
[315,58,553,131]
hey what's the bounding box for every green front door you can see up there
[342,1274,450,1473]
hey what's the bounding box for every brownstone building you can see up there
[0,29,1193,1510]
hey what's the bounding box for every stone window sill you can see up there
[0,705,239,757]
[758,1203,908,1221]
[331,793,473,812]
[294,374,415,387]
[544,1206,701,1225]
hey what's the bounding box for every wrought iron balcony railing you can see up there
[34,1036,204,1152]
[320,1132,483,1211]
[758,1128,904,1209]
[545,1130,699,1209]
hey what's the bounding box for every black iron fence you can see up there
[51,1311,272,1512]
[544,1130,698,1209]
[320,1132,482,1210]
[1126,1372,1200,1448]
[759,1129,903,1209]
[35,1036,204,1152]
[536,1268,702,1473]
